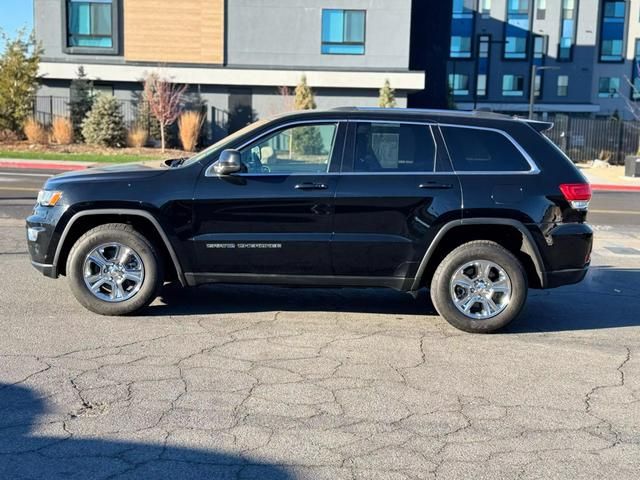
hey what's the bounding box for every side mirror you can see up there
[211,149,242,176]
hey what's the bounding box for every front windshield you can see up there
[181,118,270,166]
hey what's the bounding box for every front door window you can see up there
[240,123,338,174]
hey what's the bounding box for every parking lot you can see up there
[1,198,640,479]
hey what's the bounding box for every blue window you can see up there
[632,39,640,100]
[600,1,626,62]
[502,74,525,96]
[321,9,365,55]
[598,77,620,97]
[558,0,577,60]
[477,35,491,97]
[450,0,475,58]
[67,0,114,48]
[505,0,530,59]
[449,73,470,96]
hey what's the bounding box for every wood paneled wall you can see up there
[124,0,224,64]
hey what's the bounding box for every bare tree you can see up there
[143,73,187,152]
[622,72,640,155]
[278,86,295,112]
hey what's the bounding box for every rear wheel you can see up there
[66,223,163,315]
[430,240,527,333]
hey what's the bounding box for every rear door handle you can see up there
[419,182,453,190]
[294,183,328,190]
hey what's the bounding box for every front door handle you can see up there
[419,182,453,190]
[295,183,328,190]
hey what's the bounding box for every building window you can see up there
[505,0,531,60]
[502,74,525,96]
[633,39,640,100]
[481,0,492,17]
[449,73,470,96]
[477,74,488,97]
[477,35,491,97]
[533,35,546,59]
[321,9,366,55]
[557,75,569,96]
[534,74,542,97]
[559,0,577,60]
[599,1,626,62]
[536,0,546,19]
[450,0,475,58]
[67,0,114,48]
[598,77,620,97]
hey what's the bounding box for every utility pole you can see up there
[529,65,559,119]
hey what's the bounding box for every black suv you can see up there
[26,108,593,333]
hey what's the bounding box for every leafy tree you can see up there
[292,126,325,156]
[378,79,396,108]
[143,73,186,152]
[81,94,126,147]
[0,29,43,132]
[292,76,322,155]
[294,75,316,110]
[68,66,94,142]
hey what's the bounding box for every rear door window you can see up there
[440,126,532,172]
[352,122,436,173]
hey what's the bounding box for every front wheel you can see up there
[430,240,528,333]
[66,223,163,315]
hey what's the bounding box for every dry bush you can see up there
[0,129,20,143]
[127,126,149,148]
[51,117,74,145]
[23,118,49,145]
[178,111,203,152]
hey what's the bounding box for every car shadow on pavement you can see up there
[507,266,640,333]
[150,267,640,334]
[151,283,437,317]
[0,383,293,480]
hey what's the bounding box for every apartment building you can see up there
[35,0,424,136]
[436,0,640,118]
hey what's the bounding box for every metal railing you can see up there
[540,115,639,165]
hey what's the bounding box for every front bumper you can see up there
[26,207,63,279]
[30,260,57,278]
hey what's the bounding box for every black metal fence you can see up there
[536,115,639,165]
[33,96,230,144]
[32,97,640,160]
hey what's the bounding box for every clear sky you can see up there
[0,0,34,38]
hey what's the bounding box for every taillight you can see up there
[559,183,592,210]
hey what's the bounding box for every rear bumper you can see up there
[545,265,589,288]
[533,223,593,288]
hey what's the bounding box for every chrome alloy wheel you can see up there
[449,259,512,320]
[82,243,145,303]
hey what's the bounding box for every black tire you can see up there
[430,240,527,333]
[66,223,163,316]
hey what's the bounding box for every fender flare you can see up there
[52,208,186,286]
[411,218,547,290]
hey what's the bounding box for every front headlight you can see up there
[37,190,63,207]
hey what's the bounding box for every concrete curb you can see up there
[0,159,94,171]
[591,183,640,192]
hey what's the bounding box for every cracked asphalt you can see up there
[1,209,639,479]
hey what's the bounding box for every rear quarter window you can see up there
[440,126,532,172]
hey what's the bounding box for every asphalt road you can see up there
[1,167,639,226]
[1,189,640,479]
